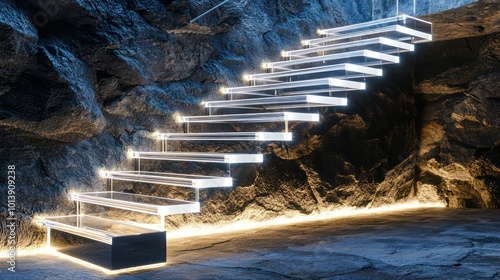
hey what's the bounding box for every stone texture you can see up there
[0,0,498,252]
[414,32,500,208]
[5,208,500,279]
[429,0,500,41]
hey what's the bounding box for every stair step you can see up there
[178,112,320,123]
[304,26,429,47]
[159,132,293,141]
[103,171,232,188]
[130,151,264,164]
[44,214,166,269]
[318,15,430,35]
[72,191,200,215]
[204,95,347,110]
[264,53,389,73]
[247,63,382,82]
[282,46,400,62]
[223,78,365,96]
[314,15,432,44]
[299,37,413,56]
[44,215,164,245]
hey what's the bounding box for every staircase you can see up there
[43,15,432,270]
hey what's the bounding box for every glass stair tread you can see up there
[158,132,293,141]
[223,78,365,96]
[203,95,348,110]
[316,15,432,43]
[266,54,392,72]
[43,215,163,245]
[103,170,233,188]
[130,151,264,164]
[319,15,431,34]
[266,51,398,72]
[321,15,432,37]
[72,191,201,216]
[252,63,382,82]
[280,49,399,64]
[178,112,320,123]
[305,25,431,47]
[295,37,414,56]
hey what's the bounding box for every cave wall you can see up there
[413,34,500,208]
[0,0,497,250]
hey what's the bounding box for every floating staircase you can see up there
[43,14,432,270]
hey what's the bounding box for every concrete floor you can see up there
[2,208,500,279]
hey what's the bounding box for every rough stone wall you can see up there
[0,0,497,250]
[413,34,500,208]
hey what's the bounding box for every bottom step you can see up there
[44,215,166,270]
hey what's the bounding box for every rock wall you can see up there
[413,34,500,208]
[0,0,497,250]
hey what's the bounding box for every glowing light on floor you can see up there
[50,248,165,275]
[168,202,446,239]
[5,202,445,273]
[5,248,166,275]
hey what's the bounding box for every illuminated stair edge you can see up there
[130,151,264,164]
[304,25,431,47]
[224,78,366,95]
[290,37,413,56]
[159,132,293,141]
[72,192,201,216]
[203,95,348,110]
[103,171,233,188]
[178,112,320,123]
[247,63,383,82]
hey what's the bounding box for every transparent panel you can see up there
[104,171,233,188]
[75,192,200,215]
[131,151,264,164]
[159,132,293,142]
[178,112,320,123]
[44,215,161,244]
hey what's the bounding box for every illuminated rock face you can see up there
[412,35,500,208]
[0,0,497,250]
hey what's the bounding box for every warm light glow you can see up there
[149,130,160,139]
[97,168,108,178]
[50,248,166,275]
[8,202,445,273]
[126,147,135,158]
[172,111,183,123]
[219,87,226,94]
[2,247,166,274]
[317,29,326,35]
[280,50,288,57]
[69,192,78,201]
[301,39,310,46]
[168,202,446,239]
[242,74,252,81]
[32,214,47,228]
[261,62,271,69]
[6,248,51,257]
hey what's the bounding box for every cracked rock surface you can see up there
[0,0,499,251]
[7,208,500,279]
